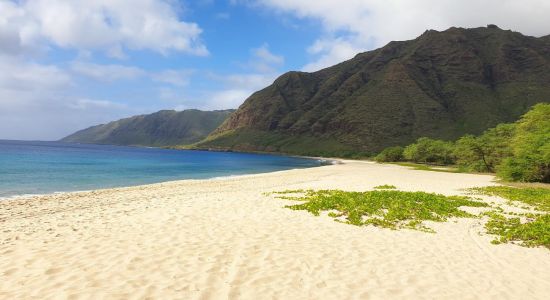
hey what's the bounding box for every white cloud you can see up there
[0,1,41,56]
[2,60,196,139]
[253,43,284,65]
[0,0,211,140]
[204,89,253,110]
[0,0,208,57]
[68,98,127,110]
[248,43,284,73]
[192,72,277,110]
[234,43,285,73]
[224,73,276,90]
[71,62,145,82]
[151,69,193,87]
[179,44,284,111]
[303,37,364,72]
[71,62,193,88]
[0,56,71,93]
[172,44,284,111]
[215,12,231,20]
[0,55,138,140]
[253,0,550,70]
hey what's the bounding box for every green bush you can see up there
[485,213,550,248]
[454,124,515,172]
[471,186,550,248]
[375,146,404,162]
[373,184,397,189]
[470,186,550,212]
[497,103,550,182]
[274,189,488,231]
[403,137,455,165]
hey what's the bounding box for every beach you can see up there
[1,160,549,299]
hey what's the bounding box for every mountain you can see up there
[61,109,234,147]
[195,26,550,157]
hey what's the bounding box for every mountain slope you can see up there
[196,26,550,156]
[62,109,234,147]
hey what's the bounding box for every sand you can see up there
[1,161,549,299]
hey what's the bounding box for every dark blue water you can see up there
[0,140,323,198]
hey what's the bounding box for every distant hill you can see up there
[61,109,234,147]
[196,26,550,156]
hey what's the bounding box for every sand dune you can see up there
[1,161,549,299]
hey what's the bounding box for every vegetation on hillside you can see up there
[196,129,371,158]
[197,26,550,156]
[375,103,550,183]
[62,109,234,147]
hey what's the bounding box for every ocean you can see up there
[0,140,323,198]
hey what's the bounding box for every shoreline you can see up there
[1,158,342,202]
[0,152,336,201]
[1,160,549,299]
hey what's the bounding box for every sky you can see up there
[1,0,550,140]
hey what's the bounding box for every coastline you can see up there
[1,160,549,299]
[0,157,334,201]
[0,140,332,201]
[1,160,340,202]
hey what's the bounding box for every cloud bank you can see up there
[0,0,207,57]
[0,0,207,140]
[253,0,550,70]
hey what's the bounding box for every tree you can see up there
[454,124,515,172]
[498,103,550,182]
[403,137,455,165]
[375,146,404,162]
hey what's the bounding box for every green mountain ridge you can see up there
[195,26,550,157]
[61,109,234,147]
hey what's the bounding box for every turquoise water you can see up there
[0,140,323,198]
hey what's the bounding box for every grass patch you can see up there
[484,212,550,248]
[470,186,550,212]
[470,186,550,248]
[274,189,488,231]
[393,162,462,173]
[374,185,397,190]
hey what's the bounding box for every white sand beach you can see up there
[1,161,549,299]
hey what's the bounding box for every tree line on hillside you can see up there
[374,103,550,183]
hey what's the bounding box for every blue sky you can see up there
[1,0,549,140]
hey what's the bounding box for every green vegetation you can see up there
[376,103,550,182]
[394,162,460,173]
[470,186,550,212]
[497,104,550,182]
[272,185,550,249]
[403,138,455,165]
[374,146,404,162]
[373,185,397,190]
[196,26,550,157]
[484,213,550,248]
[195,129,371,158]
[454,124,515,172]
[62,109,234,147]
[470,186,550,248]
[273,189,488,231]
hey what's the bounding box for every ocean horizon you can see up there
[0,140,323,198]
